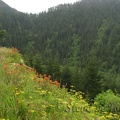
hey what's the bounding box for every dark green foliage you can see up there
[82,51,102,99]
[61,66,72,90]
[1,0,120,70]
[0,30,6,38]
[46,58,61,80]
[100,68,120,94]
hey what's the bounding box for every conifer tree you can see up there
[82,51,102,100]
[0,30,6,38]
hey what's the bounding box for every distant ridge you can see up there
[0,0,20,13]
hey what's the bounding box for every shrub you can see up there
[94,89,120,114]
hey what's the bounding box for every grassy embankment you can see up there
[0,47,119,120]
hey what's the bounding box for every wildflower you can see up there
[15,87,18,90]
[3,65,8,70]
[20,91,25,94]
[90,106,96,111]
[109,112,113,115]
[7,70,11,75]
[72,90,76,92]
[100,116,106,120]
[41,105,46,108]
[39,74,42,77]
[44,77,48,80]
[90,113,95,117]
[38,79,41,83]
[43,74,46,77]
[40,90,46,95]
[41,111,46,116]
[28,110,35,113]
[14,70,17,74]
[37,87,42,90]
[49,80,52,84]
[75,92,79,96]
[94,102,98,105]
[55,80,60,86]
[103,112,108,114]
[33,75,37,80]
[106,115,113,119]
[12,47,19,53]
[15,92,20,95]
[62,85,66,88]
[48,91,50,94]
[113,114,119,118]
[29,96,33,99]
[49,104,53,107]
[19,76,22,79]
[48,75,51,78]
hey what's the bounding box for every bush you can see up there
[94,89,120,114]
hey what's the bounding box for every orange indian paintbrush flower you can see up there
[3,65,8,70]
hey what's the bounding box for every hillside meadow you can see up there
[0,47,120,120]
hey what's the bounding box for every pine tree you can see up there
[82,51,102,100]
[0,30,6,38]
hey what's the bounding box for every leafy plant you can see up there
[94,89,120,114]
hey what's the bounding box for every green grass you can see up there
[0,47,119,120]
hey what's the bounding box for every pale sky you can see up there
[2,0,78,13]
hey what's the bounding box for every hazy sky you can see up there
[2,0,78,13]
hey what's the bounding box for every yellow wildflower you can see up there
[28,110,35,113]
[100,116,106,120]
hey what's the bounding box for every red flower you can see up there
[38,79,41,83]
[39,74,42,77]
[33,75,37,80]
[3,65,8,70]
[43,74,46,77]
[55,80,60,86]
[44,77,48,80]
[7,70,11,75]
[12,47,19,53]
[14,70,17,74]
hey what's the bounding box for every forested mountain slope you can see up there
[1,0,120,95]
[0,0,120,69]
